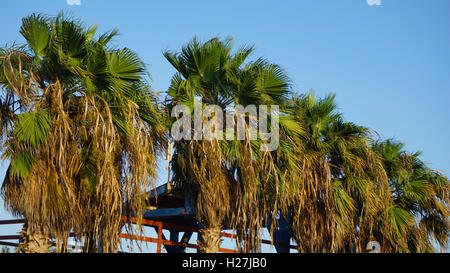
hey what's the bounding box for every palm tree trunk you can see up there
[55,235,69,253]
[18,222,51,253]
[197,225,222,253]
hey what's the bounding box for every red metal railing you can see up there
[0,217,296,253]
[0,219,25,248]
[120,216,240,253]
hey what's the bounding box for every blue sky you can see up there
[0,0,449,251]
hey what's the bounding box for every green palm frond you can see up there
[388,205,414,235]
[52,13,87,59]
[96,28,119,47]
[403,179,435,203]
[20,14,51,57]
[13,108,51,147]
[107,48,144,81]
[10,151,36,179]
[333,180,356,216]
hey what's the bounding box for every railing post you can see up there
[156,222,163,253]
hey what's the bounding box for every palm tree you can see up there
[286,92,389,252]
[370,139,449,252]
[0,13,165,252]
[285,92,449,252]
[164,37,301,252]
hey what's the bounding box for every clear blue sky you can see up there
[1,0,449,251]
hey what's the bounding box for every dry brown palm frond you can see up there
[1,76,162,252]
